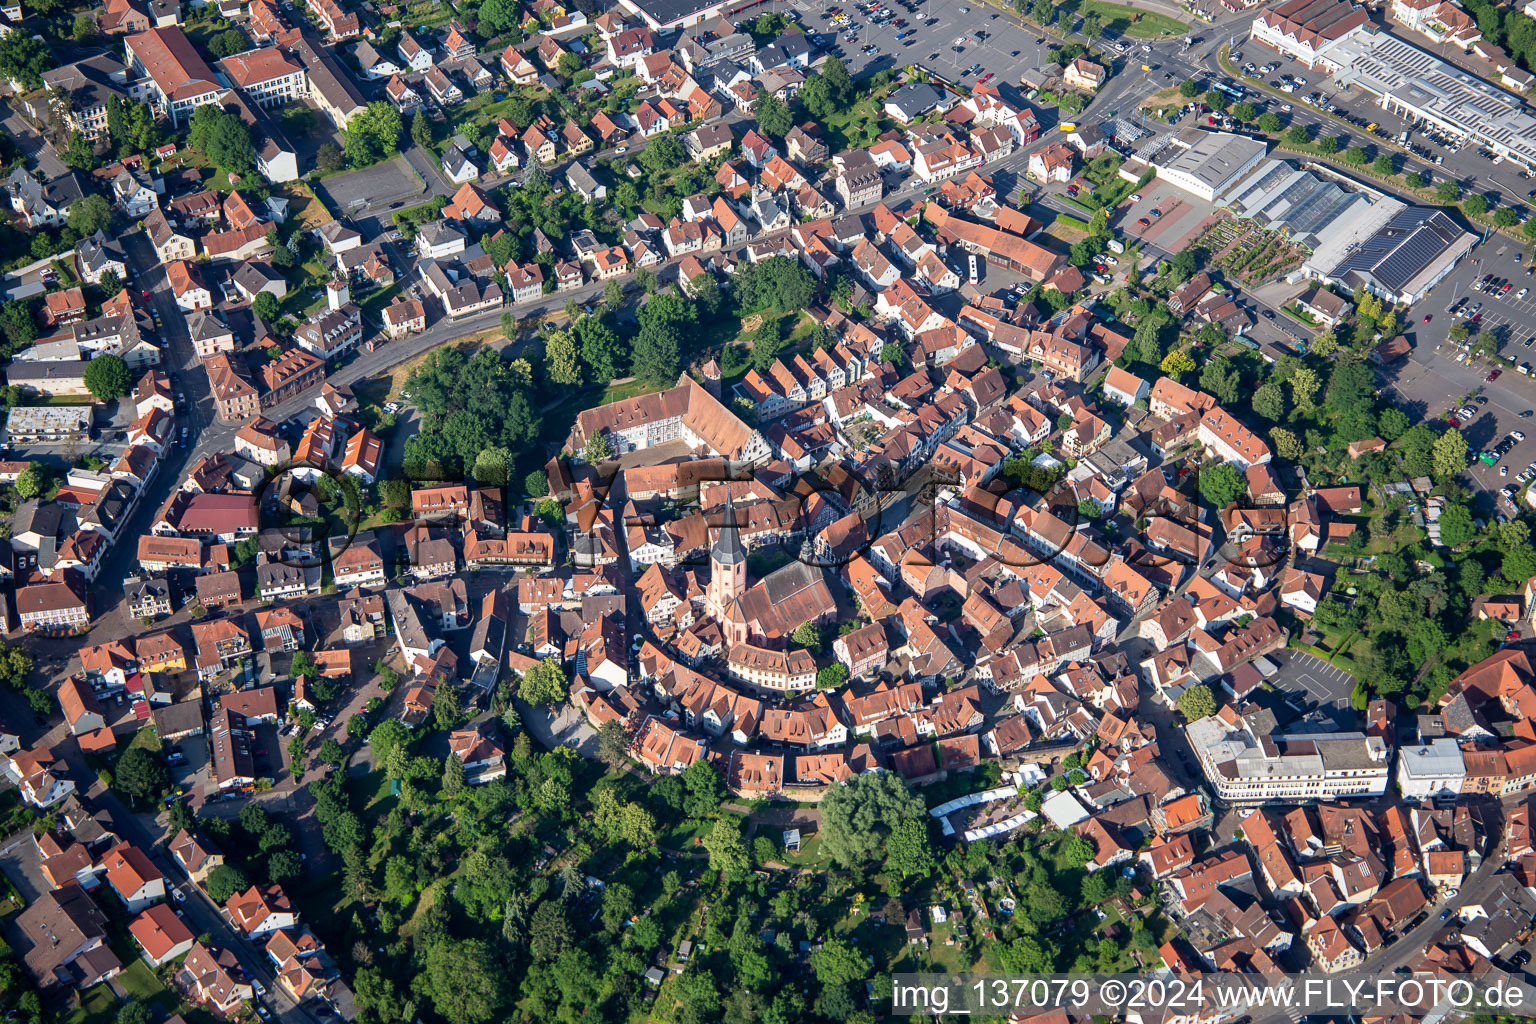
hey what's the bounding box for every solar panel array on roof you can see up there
[1331,207,1464,292]
[1324,31,1536,168]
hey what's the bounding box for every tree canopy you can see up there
[188,105,255,177]
[83,355,130,402]
[820,772,926,869]
[345,102,404,168]
[403,347,541,476]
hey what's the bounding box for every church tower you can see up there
[707,493,748,631]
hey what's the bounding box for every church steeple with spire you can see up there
[706,491,748,637]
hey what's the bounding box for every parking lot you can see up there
[795,0,1066,84]
[1227,44,1536,210]
[1385,239,1536,511]
[1268,648,1357,716]
[1115,177,1219,255]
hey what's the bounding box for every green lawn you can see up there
[64,960,176,1024]
[1081,0,1187,36]
[588,378,655,408]
[117,960,166,1002]
[64,983,118,1024]
[817,80,896,151]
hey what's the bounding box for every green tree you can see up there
[630,322,680,384]
[1436,180,1462,204]
[1257,112,1282,133]
[886,817,935,878]
[702,817,749,876]
[682,759,726,818]
[1431,429,1468,480]
[67,194,111,235]
[1232,101,1257,122]
[1205,89,1230,111]
[1177,683,1217,721]
[318,738,346,765]
[420,939,505,1024]
[0,34,54,90]
[82,355,130,402]
[113,746,169,803]
[600,882,636,933]
[1179,78,1200,98]
[817,663,848,689]
[754,90,793,137]
[1270,426,1303,460]
[791,620,823,651]
[441,753,466,796]
[518,657,567,705]
[1406,171,1426,189]
[639,133,685,175]
[208,29,250,57]
[1286,123,1311,145]
[597,719,630,771]
[543,327,582,386]
[1199,356,1242,405]
[410,110,432,149]
[583,430,612,464]
[1496,207,1521,228]
[433,684,460,733]
[1000,937,1054,973]
[60,131,94,171]
[1160,348,1196,379]
[574,314,623,382]
[820,771,925,868]
[1374,154,1396,176]
[187,105,255,177]
[1466,194,1489,217]
[1252,380,1286,420]
[809,939,868,988]
[252,291,280,323]
[267,850,302,885]
[1378,407,1410,440]
[206,863,249,904]
[13,463,45,500]
[732,256,817,314]
[1318,135,1339,155]
[1439,502,1477,547]
[344,102,403,168]
[1197,462,1246,508]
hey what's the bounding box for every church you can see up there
[706,494,838,648]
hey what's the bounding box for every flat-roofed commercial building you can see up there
[1149,129,1268,203]
[618,0,735,31]
[1321,30,1536,171]
[1397,737,1466,802]
[1186,705,1391,804]
[1299,200,1477,304]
